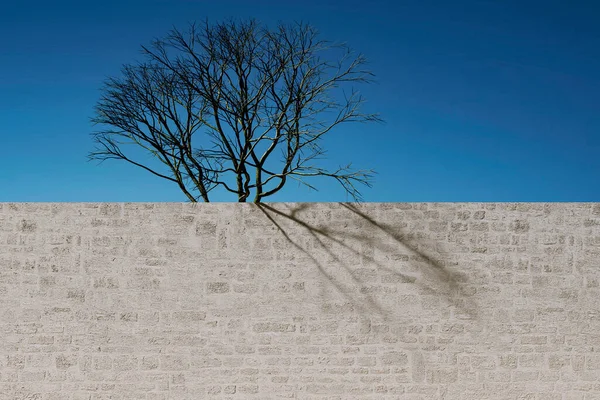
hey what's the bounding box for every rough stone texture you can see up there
[0,202,599,399]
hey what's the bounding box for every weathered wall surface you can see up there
[0,202,599,399]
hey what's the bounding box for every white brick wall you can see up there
[0,202,599,399]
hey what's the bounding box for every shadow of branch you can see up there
[257,203,389,319]
[257,202,478,322]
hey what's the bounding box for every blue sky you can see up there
[1,0,598,202]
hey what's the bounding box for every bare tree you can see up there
[89,19,382,202]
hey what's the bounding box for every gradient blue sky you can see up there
[1,0,598,201]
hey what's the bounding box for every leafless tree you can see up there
[89,19,382,202]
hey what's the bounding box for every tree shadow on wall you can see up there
[256,203,478,322]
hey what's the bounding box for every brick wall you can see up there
[0,202,599,399]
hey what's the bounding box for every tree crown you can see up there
[90,19,382,202]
